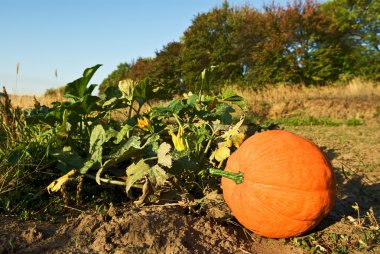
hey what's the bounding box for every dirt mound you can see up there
[0,205,302,254]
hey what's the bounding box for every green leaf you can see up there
[221,89,246,109]
[95,136,142,184]
[79,159,97,175]
[125,159,150,193]
[89,125,106,163]
[102,97,117,107]
[133,81,147,105]
[157,142,172,168]
[50,149,86,172]
[187,93,199,106]
[149,165,169,189]
[64,64,101,99]
[115,124,133,144]
[168,99,187,114]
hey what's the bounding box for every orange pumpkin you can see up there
[211,130,336,238]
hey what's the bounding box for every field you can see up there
[1,76,379,253]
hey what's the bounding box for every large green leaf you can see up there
[64,64,101,99]
[95,136,141,184]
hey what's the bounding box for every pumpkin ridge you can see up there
[247,187,323,223]
[251,182,335,194]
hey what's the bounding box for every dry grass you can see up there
[233,79,380,122]
[9,94,65,108]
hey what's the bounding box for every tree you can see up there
[126,57,154,81]
[249,0,344,85]
[181,1,242,92]
[149,41,183,95]
[320,0,380,80]
[99,63,130,94]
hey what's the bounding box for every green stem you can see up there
[84,174,144,189]
[84,174,125,186]
[209,168,244,184]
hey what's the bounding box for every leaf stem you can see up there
[209,168,244,184]
[85,174,125,186]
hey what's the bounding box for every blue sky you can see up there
[1,0,290,95]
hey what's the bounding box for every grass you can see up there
[233,79,380,123]
[9,94,65,108]
[273,116,364,126]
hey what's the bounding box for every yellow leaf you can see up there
[47,170,76,194]
[231,133,245,148]
[221,117,245,148]
[214,146,230,162]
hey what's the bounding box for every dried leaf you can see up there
[134,179,150,206]
[149,165,169,189]
[157,142,172,168]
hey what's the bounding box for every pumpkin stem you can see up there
[209,168,244,184]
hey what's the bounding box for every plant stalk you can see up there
[209,168,244,184]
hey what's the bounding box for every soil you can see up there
[0,205,301,254]
[1,124,379,254]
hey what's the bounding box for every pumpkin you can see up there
[211,130,336,238]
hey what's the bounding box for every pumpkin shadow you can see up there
[311,146,380,232]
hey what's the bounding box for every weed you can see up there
[345,118,363,126]
[275,116,342,126]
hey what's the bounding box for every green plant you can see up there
[345,118,363,126]
[0,65,276,218]
[275,116,342,126]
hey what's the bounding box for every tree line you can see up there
[99,0,379,96]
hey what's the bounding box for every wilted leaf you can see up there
[125,159,150,193]
[157,142,172,168]
[47,170,76,193]
[134,179,150,206]
[118,79,137,100]
[149,165,169,189]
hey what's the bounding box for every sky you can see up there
[1,0,291,95]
